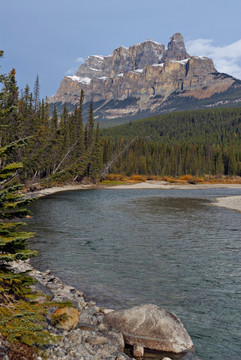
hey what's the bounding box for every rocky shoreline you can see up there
[9,260,132,360]
[7,260,199,360]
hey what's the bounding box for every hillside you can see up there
[101,107,241,144]
[100,107,241,177]
[49,33,241,123]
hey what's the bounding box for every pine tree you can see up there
[50,104,58,130]
[0,139,37,299]
[85,100,94,152]
[33,75,40,111]
[76,90,85,156]
[1,69,19,145]
[89,121,103,179]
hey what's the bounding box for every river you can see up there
[28,188,241,360]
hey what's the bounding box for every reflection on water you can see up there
[28,188,241,360]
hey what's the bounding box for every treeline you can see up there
[1,54,241,182]
[102,108,241,177]
[0,65,103,185]
[104,141,240,177]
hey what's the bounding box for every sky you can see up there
[1,0,241,98]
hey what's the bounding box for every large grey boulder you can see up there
[103,304,193,355]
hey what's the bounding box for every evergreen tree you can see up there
[89,121,103,179]
[0,139,37,299]
[50,104,58,130]
[1,69,19,145]
[85,100,94,152]
[33,74,40,111]
[76,90,85,156]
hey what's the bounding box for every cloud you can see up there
[76,57,84,63]
[65,66,78,75]
[65,57,85,75]
[186,38,241,80]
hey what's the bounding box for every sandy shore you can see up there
[213,195,241,212]
[103,180,241,190]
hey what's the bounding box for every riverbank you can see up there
[9,260,198,360]
[23,183,97,199]
[24,180,241,198]
[25,181,241,214]
[9,260,131,360]
[103,180,241,190]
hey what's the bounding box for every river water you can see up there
[28,188,241,360]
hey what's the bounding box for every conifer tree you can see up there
[0,139,37,299]
[76,90,85,156]
[33,74,40,111]
[51,104,58,130]
[1,69,19,145]
[85,100,94,152]
[89,121,103,179]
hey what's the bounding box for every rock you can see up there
[101,308,114,314]
[33,280,54,299]
[78,322,99,332]
[104,304,193,354]
[115,355,130,360]
[49,33,239,121]
[53,307,79,330]
[133,345,144,357]
[162,33,189,61]
[103,329,125,352]
[86,336,108,346]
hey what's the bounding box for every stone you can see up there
[133,345,144,357]
[101,308,114,314]
[53,307,79,330]
[115,355,130,360]
[86,336,108,346]
[78,322,99,331]
[103,304,193,354]
[103,329,125,352]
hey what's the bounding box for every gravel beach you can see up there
[213,195,241,212]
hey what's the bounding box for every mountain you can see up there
[49,33,241,122]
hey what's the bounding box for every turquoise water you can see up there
[29,188,241,360]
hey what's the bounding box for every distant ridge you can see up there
[49,33,241,122]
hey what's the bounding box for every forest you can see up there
[1,52,241,189]
[0,64,103,186]
[101,108,241,177]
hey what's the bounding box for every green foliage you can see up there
[50,312,69,326]
[101,107,241,177]
[0,141,38,306]
[0,138,60,356]
[0,300,57,346]
[0,266,37,299]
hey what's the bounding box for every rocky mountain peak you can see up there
[163,32,189,61]
[49,33,239,120]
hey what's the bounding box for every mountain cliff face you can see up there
[49,33,241,121]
